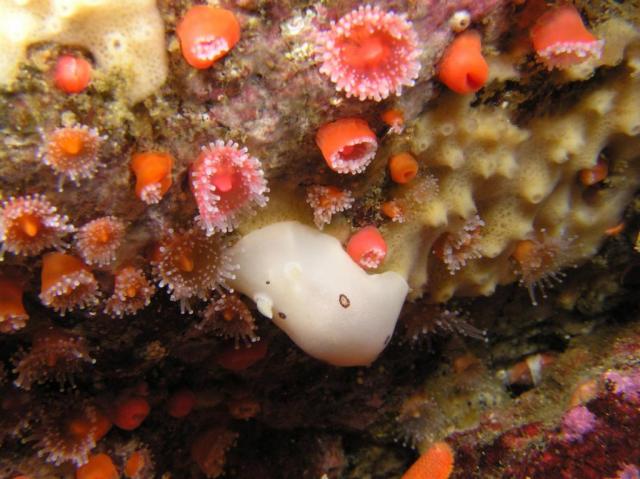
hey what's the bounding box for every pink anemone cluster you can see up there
[316,5,421,102]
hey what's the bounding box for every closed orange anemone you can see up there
[167,389,196,418]
[76,453,118,479]
[579,159,608,186]
[315,118,378,174]
[177,6,241,69]
[0,277,28,333]
[113,396,150,431]
[39,252,100,315]
[54,55,91,94]
[530,5,602,69]
[389,152,419,184]
[381,108,405,133]
[217,340,268,371]
[131,151,174,204]
[438,30,488,94]
[67,408,111,444]
[228,392,261,420]
[346,226,387,269]
[124,451,146,478]
[41,253,88,293]
[604,222,625,237]
[512,239,536,266]
[402,441,454,479]
[381,200,405,222]
[191,427,238,478]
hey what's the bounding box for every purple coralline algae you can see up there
[604,370,640,404]
[562,405,597,442]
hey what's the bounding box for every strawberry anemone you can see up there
[177,6,241,69]
[438,30,489,94]
[13,327,93,390]
[389,152,419,184]
[381,200,406,223]
[151,228,236,313]
[346,225,387,269]
[130,151,174,205]
[104,266,155,317]
[75,216,125,266]
[0,195,74,256]
[306,185,354,229]
[530,5,604,70]
[432,214,485,274]
[191,427,238,479]
[315,118,378,174]
[131,151,173,205]
[122,448,154,479]
[112,396,150,431]
[402,441,454,479]
[39,252,100,315]
[190,140,268,235]
[200,294,259,347]
[227,390,261,420]
[76,453,118,479]
[43,125,103,183]
[381,108,405,134]
[400,303,486,345]
[34,403,110,466]
[0,277,29,333]
[512,230,573,305]
[316,5,421,101]
[167,389,196,419]
[217,340,269,371]
[54,55,91,94]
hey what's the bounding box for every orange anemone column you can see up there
[131,151,174,204]
[315,118,378,174]
[438,30,489,94]
[177,6,241,69]
[402,441,455,479]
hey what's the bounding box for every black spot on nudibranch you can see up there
[278,312,286,319]
[339,294,350,308]
[266,281,270,285]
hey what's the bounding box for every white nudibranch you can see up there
[228,221,409,366]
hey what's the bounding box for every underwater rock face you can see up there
[0,0,640,477]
